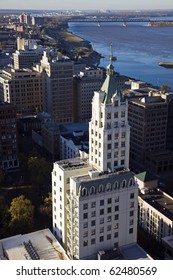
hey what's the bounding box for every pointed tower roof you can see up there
[101,60,121,104]
[135,171,157,183]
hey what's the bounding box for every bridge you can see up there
[67,16,173,23]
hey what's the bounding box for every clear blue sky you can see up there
[0,0,173,10]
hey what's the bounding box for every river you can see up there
[68,22,173,89]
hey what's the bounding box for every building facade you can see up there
[0,102,19,170]
[128,94,168,172]
[39,51,74,123]
[0,69,43,115]
[13,49,43,69]
[73,67,104,122]
[52,61,138,259]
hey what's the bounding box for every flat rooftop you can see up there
[162,235,173,249]
[139,189,173,220]
[120,243,152,260]
[0,228,69,260]
[55,157,89,171]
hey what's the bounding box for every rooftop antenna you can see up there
[109,43,117,63]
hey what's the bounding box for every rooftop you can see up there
[135,171,158,183]
[0,229,69,260]
[139,189,173,220]
[55,157,89,171]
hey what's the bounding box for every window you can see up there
[100,209,104,215]
[114,214,119,220]
[114,101,118,106]
[107,153,111,159]
[100,200,104,206]
[91,211,96,217]
[99,185,104,193]
[114,142,118,148]
[100,218,104,224]
[129,228,133,234]
[114,242,118,248]
[130,210,134,217]
[91,220,95,227]
[99,236,104,242]
[130,219,133,226]
[122,132,126,138]
[107,207,112,213]
[107,225,111,231]
[115,196,119,202]
[83,240,88,247]
[114,232,118,238]
[121,111,125,117]
[121,159,125,165]
[114,223,119,229]
[130,193,134,199]
[114,133,118,139]
[107,198,112,204]
[100,227,104,233]
[107,143,111,150]
[91,238,95,245]
[130,201,134,208]
[107,234,111,240]
[114,112,118,118]
[83,222,88,229]
[91,202,96,208]
[83,231,88,238]
[121,150,125,157]
[108,134,112,140]
[83,203,88,210]
[83,213,88,219]
[91,229,95,235]
[107,216,112,222]
[107,113,111,119]
[122,180,126,188]
[115,205,119,212]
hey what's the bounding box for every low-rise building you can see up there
[136,171,173,242]
[60,130,89,160]
[0,228,69,260]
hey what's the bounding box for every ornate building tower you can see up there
[89,62,130,172]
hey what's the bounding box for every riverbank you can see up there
[46,26,102,66]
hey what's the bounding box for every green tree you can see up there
[40,192,52,218]
[0,169,5,187]
[28,157,52,190]
[159,84,171,91]
[8,195,34,234]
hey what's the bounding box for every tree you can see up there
[0,169,5,187]
[40,192,52,218]
[8,195,34,234]
[159,84,171,91]
[27,157,52,190]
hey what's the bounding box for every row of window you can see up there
[83,228,133,247]
[80,179,134,196]
[83,212,134,229]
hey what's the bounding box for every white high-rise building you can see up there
[52,61,138,259]
[89,63,130,172]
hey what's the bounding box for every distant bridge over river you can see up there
[67,16,173,23]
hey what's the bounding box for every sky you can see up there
[0,0,173,10]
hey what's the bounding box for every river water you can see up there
[68,22,173,89]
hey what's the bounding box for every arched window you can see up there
[122,180,126,188]
[98,184,104,193]
[90,186,96,195]
[114,181,119,189]
[106,183,112,191]
[129,178,134,186]
[81,187,87,196]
